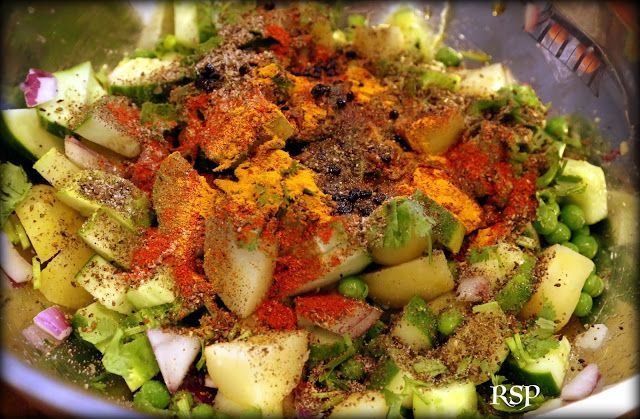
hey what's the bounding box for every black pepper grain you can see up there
[336,98,347,109]
[327,165,341,176]
[311,84,330,99]
[389,109,399,120]
[346,91,355,102]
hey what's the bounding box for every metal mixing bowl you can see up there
[1,1,638,417]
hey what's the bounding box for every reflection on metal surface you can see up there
[526,3,605,95]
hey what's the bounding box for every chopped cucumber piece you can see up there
[33,147,81,189]
[561,159,608,225]
[72,301,124,353]
[0,109,64,160]
[391,296,438,351]
[503,336,571,396]
[108,56,190,103]
[329,391,388,418]
[56,169,151,230]
[78,209,140,269]
[456,63,514,97]
[413,381,477,417]
[368,358,413,408]
[37,61,106,136]
[75,254,134,314]
[126,269,176,309]
[173,1,216,48]
[74,96,141,158]
[414,191,466,253]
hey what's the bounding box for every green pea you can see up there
[340,358,365,380]
[134,380,171,410]
[574,225,590,237]
[544,222,571,244]
[338,276,368,300]
[534,204,558,235]
[545,116,569,140]
[560,204,586,231]
[191,404,216,419]
[435,46,463,67]
[548,200,561,217]
[583,273,605,297]
[438,309,464,336]
[572,234,598,259]
[560,241,580,253]
[574,292,593,317]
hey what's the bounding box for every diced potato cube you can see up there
[39,238,94,309]
[363,251,454,308]
[15,185,85,262]
[521,244,594,331]
[401,106,465,155]
[205,331,309,412]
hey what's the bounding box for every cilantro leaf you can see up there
[0,162,32,225]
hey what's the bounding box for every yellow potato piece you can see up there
[205,331,309,412]
[363,251,454,308]
[521,244,594,331]
[15,184,85,262]
[39,238,94,309]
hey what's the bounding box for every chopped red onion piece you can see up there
[33,306,72,341]
[22,324,63,352]
[0,231,33,284]
[295,296,382,339]
[456,276,490,302]
[560,363,601,401]
[146,328,201,393]
[20,68,58,107]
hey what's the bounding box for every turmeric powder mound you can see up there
[403,166,483,233]
[286,74,329,134]
[181,87,295,171]
[470,222,511,249]
[346,65,387,103]
[215,148,334,225]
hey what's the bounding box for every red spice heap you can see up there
[294,294,358,325]
[256,299,297,330]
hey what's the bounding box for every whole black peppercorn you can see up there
[327,165,341,176]
[380,154,392,164]
[239,64,250,76]
[346,91,355,102]
[389,109,399,120]
[336,98,347,109]
[311,84,330,99]
[373,193,387,205]
[345,50,358,59]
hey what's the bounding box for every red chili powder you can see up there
[256,300,297,330]
[294,294,356,324]
[129,140,172,194]
[265,24,291,57]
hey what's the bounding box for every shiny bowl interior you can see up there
[1,1,638,416]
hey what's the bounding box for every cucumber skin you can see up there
[501,337,571,396]
[109,83,175,105]
[78,209,139,269]
[502,357,561,396]
[0,109,64,161]
[38,111,71,138]
[414,191,465,254]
